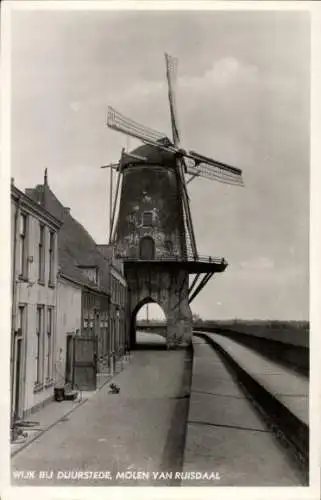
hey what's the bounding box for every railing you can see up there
[117,253,227,265]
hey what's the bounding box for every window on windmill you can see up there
[142,211,153,227]
[164,240,173,254]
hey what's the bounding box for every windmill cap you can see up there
[121,142,176,168]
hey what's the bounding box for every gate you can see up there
[72,336,97,391]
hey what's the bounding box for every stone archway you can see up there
[126,266,193,349]
[130,297,154,348]
[133,299,167,348]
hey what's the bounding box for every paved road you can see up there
[136,330,166,346]
[11,336,192,487]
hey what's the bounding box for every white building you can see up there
[11,182,62,422]
[56,275,82,387]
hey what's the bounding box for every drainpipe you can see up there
[53,236,59,390]
[11,195,21,431]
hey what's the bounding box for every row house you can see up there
[11,182,62,423]
[25,171,129,390]
[97,244,128,368]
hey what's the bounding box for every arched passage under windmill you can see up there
[131,297,167,349]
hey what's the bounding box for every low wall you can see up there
[136,324,167,336]
[194,323,309,376]
[194,321,309,347]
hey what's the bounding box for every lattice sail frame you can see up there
[107,108,244,186]
[164,53,198,258]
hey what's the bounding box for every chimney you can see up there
[44,168,48,186]
[64,207,71,215]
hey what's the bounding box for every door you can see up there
[13,337,22,420]
[12,305,25,421]
[139,236,155,260]
[65,334,74,385]
[72,336,97,390]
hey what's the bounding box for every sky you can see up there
[10,8,310,320]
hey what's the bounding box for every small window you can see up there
[142,211,153,227]
[164,240,173,254]
[46,308,53,380]
[49,231,55,284]
[17,305,25,336]
[38,225,45,282]
[18,213,28,278]
[35,306,44,385]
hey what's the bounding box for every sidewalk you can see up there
[11,336,191,486]
[182,337,304,486]
[11,354,132,457]
[195,331,309,466]
[203,332,309,426]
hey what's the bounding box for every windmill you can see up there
[105,54,244,348]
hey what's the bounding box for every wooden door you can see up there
[72,336,97,390]
[139,236,155,260]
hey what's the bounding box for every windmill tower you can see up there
[106,54,244,349]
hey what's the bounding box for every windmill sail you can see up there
[107,106,170,147]
[107,106,244,186]
[165,53,198,259]
[186,162,244,186]
[187,150,244,186]
[165,53,180,146]
[107,51,245,196]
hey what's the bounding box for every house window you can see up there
[46,308,53,380]
[112,277,115,302]
[49,231,55,284]
[18,213,28,278]
[17,305,25,336]
[83,316,88,333]
[38,225,45,282]
[35,306,44,386]
[80,267,98,284]
[142,211,153,227]
[89,317,94,336]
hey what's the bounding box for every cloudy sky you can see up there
[11,8,310,320]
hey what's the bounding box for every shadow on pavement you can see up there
[160,346,193,485]
[134,342,167,351]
